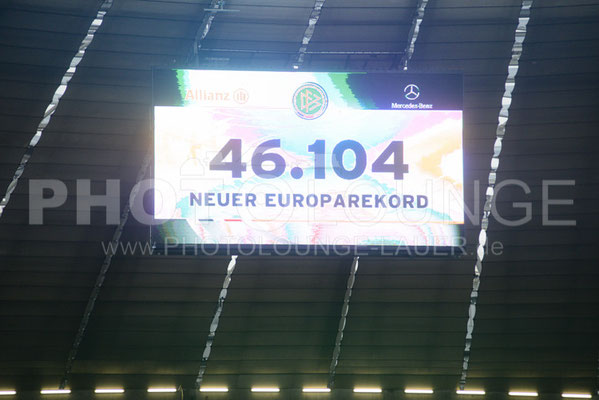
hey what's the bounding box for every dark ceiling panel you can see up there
[317,7,415,24]
[206,21,305,42]
[213,6,313,25]
[110,0,209,19]
[425,0,521,23]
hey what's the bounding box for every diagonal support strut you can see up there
[328,256,359,389]
[195,255,238,389]
[59,152,151,388]
[458,0,534,390]
[294,0,326,69]
[399,0,430,70]
[187,0,230,66]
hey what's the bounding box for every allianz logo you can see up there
[184,88,249,104]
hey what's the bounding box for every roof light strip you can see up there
[509,392,538,397]
[199,387,229,392]
[457,390,486,395]
[251,387,280,392]
[405,389,434,394]
[147,388,177,393]
[94,389,124,394]
[303,387,331,393]
[195,255,238,389]
[458,0,534,389]
[328,256,359,389]
[41,390,71,395]
[400,0,430,70]
[0,0,113,220]
[354,388,382,393]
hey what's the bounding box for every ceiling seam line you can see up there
[399,0,430,70]
[0,0,114,220]
[195,255,238,389]
[58,151,152,389]
[328,256,359,389]
[199,48,405,55]
[458,0,534,390]
[294,0,325,69]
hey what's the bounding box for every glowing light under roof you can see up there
[405,389,434,394]
[40,390,71,395]
[302,387,331,393]
[509,391,538,397]
[457,390,486,395]
[562,394,592,399]
[251,387,280,392]
[147,388,177,393]
[354,387,382,393]
[199,387,229,392]
[95,389,124,394]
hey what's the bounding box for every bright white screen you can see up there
[153,70,464,248]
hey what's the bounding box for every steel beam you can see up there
[458,0,534,389]
[399,0,429,70]
[187,0,231,66]
[195,255,238,389]
[59,153,151,388]
[328,256,359,389]
[294,0,326,69]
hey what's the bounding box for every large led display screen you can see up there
[152,69,463,251]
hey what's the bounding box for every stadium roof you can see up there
[0,0,598,398]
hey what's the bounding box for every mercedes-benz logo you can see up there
[404,84,420,100]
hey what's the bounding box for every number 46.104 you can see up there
[209,139,409,180]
